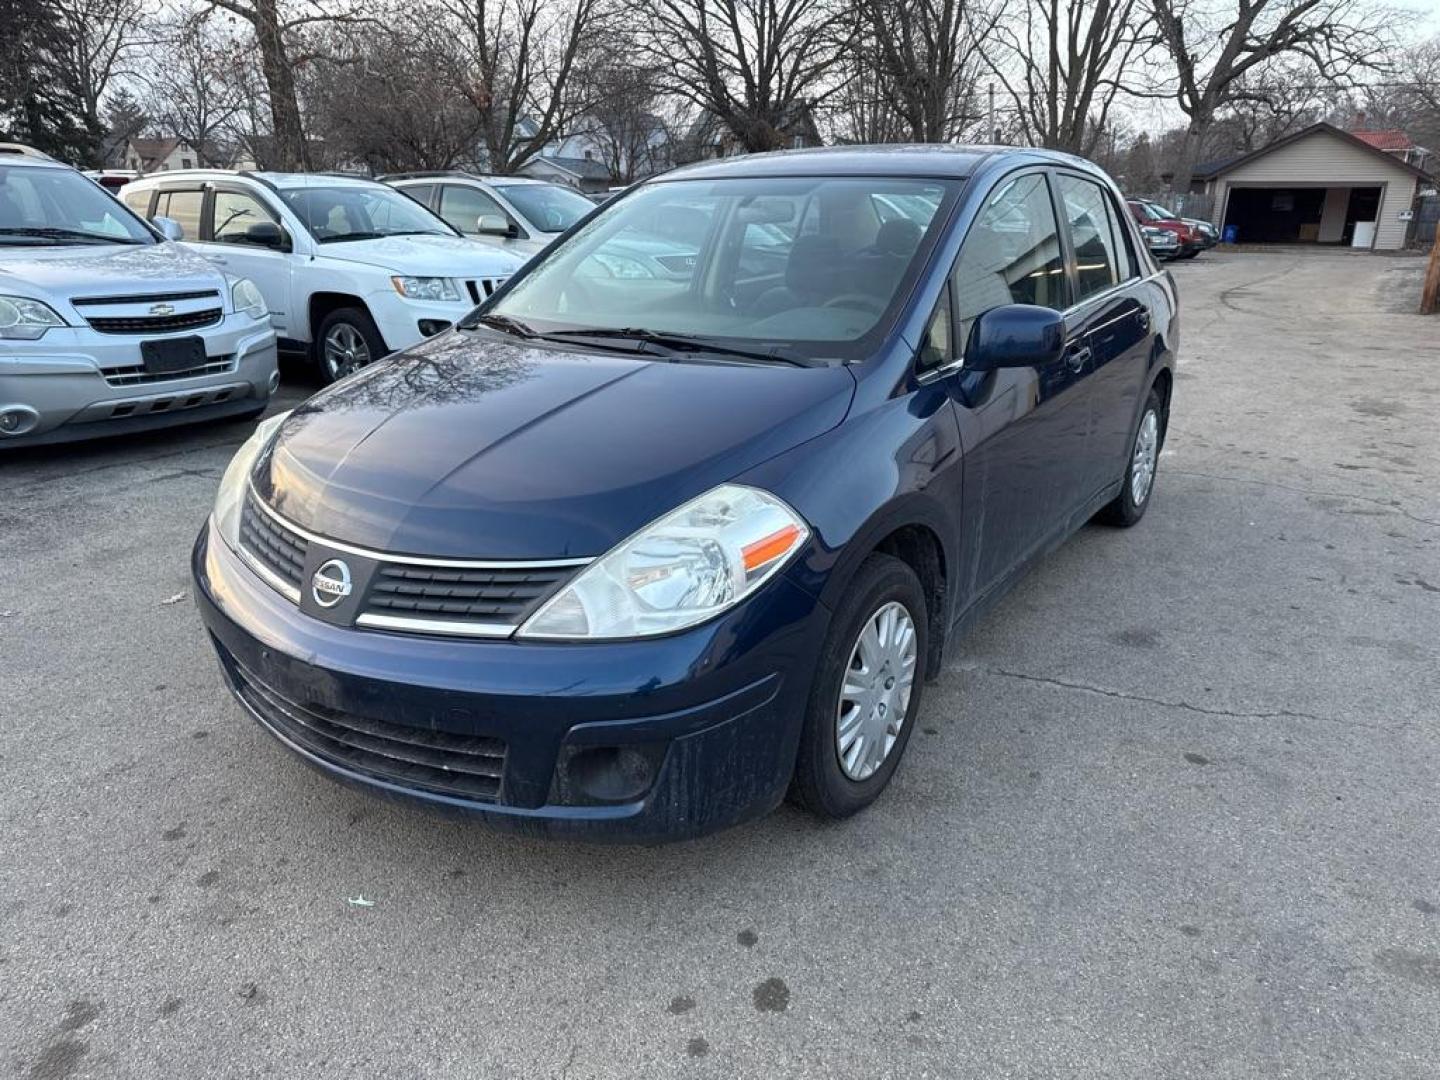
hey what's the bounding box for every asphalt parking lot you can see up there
[3,251,1438,1079]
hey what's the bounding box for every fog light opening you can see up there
[0,405,39,436]
[418,319,452,338]
[560,744,662,805]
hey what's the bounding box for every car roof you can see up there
[125,169,387,191]
[659,144,1102,182]
[0,153,70,171]
[387,172,553,187]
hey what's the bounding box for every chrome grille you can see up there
[104,357,236,387]
[361,563,575,625]
[86,308,222,334]
[464,277,507,304]
[222,650,506,801]
[239,492,308,595]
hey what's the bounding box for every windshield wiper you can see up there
[0,226,141,245]
[469,312,537,339]
[541,327,810,366]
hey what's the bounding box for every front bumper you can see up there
[192,522,830,842]
[364,290,477,352]
[0,317,277,447]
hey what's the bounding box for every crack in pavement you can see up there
[1166,468,1440,529]
[984,666,1395,732]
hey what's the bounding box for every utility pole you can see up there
[987,83,996,144]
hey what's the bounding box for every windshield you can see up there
[486,176,958,359]
[279,185,456,243]
[0,165,151,245]
[493,183,596,233]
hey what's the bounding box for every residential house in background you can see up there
[122,137,200,173]
[674,105,823,165]
[1192,122,1433,250]
[517,153,614,193]
[1349,124,1432,172]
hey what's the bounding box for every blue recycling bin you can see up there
[1222,224,1239,244]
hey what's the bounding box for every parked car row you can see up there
[1127,197,1218,261]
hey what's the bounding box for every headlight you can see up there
[213,410,291,552]
[518,484,809,640]
[391,276,462,301]
[590,253,653,279]
[231,278,267,319]
[0,296,65,340]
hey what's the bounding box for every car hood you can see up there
[255,331,857,559]
[0,240,224,307]
[315,234,524,277]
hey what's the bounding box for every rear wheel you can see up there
[314,307,386,384]
[791,553,928,819]
[1097,387,1163,527]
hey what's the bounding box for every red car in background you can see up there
[1126,199,1203,259]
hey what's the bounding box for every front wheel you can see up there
[1097,387,1163,527]
[791,553,928,819]
[314,307,386,384]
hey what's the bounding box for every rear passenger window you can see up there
[155,189,202,240]
[401,184,434,207]
[1056,175,1122,302]
[952,173,1067,347]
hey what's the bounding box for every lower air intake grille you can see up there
[225,651,506,801]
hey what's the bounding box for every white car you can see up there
[120,171,525,382]
[1,154,277,448]
[384,172,597,261]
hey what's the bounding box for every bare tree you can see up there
[644,0,853,154]
[851,0,1003,144]
[200,0,372,170]
[440,0,610,173]
[304,17,487,171]
[141,13,249,165]
[52,0,145,163]
[573,62,672,182]
[1145,0,1393,192]
[989,0,1151,156]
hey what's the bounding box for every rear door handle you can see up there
[1137,309,1152,333]
[1064,341,1092,371]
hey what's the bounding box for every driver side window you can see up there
[952,173,1067,350]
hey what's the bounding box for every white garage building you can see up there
[1195,122,1432,250]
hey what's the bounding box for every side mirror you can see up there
[965,304,1065,370]
[152,215,184,241]
[476,214,514,238]
[245,220,287,251]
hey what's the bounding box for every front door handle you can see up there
[1064,341,1092,372]
[205,254,228,265]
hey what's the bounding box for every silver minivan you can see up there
[385,173,597,260]
[0,154,277,448]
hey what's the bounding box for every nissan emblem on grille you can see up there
[148,302,176,316]
[311,559,352,608]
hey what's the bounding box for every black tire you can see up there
[791,553,929,820]
[1097,387,1164,527]
[313,306,386,385]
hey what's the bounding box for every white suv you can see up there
[384,173,597,260]
[121,171,524,382]
[1,154,277,449]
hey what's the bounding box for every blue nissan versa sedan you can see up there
[193,146,1177,841]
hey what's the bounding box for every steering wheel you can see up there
[823,293,886,314]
